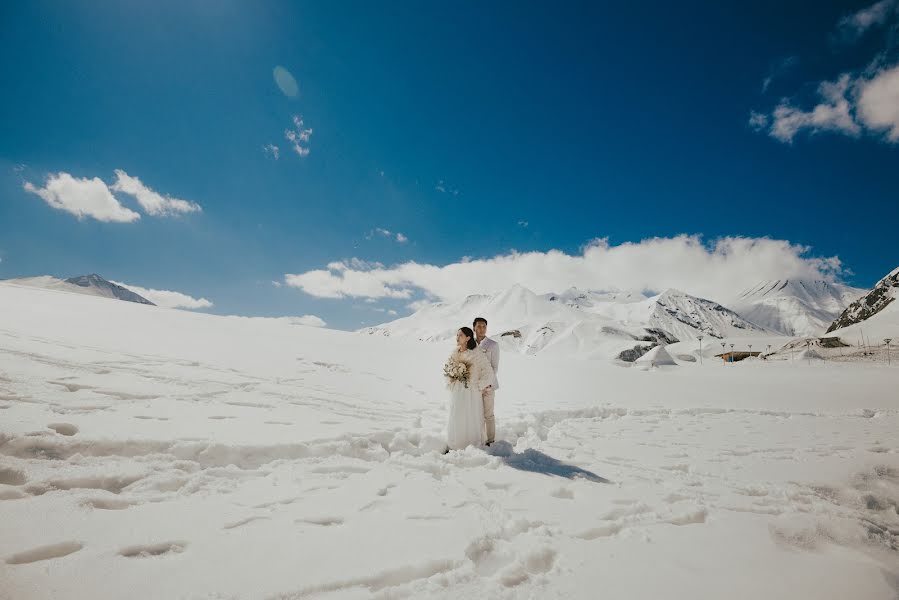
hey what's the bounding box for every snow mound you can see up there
[635,344,677,367]
[797,348,824,361]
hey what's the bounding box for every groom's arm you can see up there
[489,342,499,376]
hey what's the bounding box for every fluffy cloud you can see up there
[285,115,313,157]
[285,258,413,299]
[767,74,861,143]
[406,299,435,311]
[283,235,845,305]
[263,144,280,160]
[856,63,899,140]
[836,0,897,40]
[752,1,899,144]
[111,170,201,216]
[24,172,141,223]
[24,170,201,222]
[112,281,213,310]
[756,67,899,143]
[291,314,327,327]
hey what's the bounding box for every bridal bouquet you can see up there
[443,356,470,389]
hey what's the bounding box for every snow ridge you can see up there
[730,279,864,337]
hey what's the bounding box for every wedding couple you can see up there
[443,317,499,451]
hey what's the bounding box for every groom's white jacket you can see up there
[477,337,500,390]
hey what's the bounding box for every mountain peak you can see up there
[63,274,155,305]
[827,266,898,333]
[732,278,865,337]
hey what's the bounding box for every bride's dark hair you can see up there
[459,327,477,350]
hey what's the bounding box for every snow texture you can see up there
[1,282,897,599]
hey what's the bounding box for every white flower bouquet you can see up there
[443,356,470,389]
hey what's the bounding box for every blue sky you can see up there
[1,1,898,329]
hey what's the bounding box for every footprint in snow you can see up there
[5,541,83,565]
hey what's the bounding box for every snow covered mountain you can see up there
[1,274,155,305]
[361,284,656,360]
[646,289,768,340]
[542,288,649,309]
[826,266,899,335]
[545,288,767,340]
[729,279,864,337]
[361,284,769,360]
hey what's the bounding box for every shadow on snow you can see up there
[487,441,610,483]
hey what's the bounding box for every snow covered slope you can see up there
[2,274,154,305]
[364,285,770,361]
[1,278,898,600]
[361,284,659,360]
[730,279,863,337]
[542,288,649,309]
[823,267,899,347]
[827,267,899,334]
[645,289,768,341]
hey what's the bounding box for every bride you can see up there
[444,326,496,451]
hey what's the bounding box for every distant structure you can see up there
[716,351,762,363]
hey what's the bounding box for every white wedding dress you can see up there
[446,348,495,451]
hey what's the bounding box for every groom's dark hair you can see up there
[473,317,487,327]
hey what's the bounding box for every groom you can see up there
[473,317,499,446]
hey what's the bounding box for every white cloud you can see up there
[228,314,327,327]
[837,0,897,40]
[283,235,845,305]
[263,144,280,160]
[112,281,214,310]
[110,170,201,217]
[24,172,141,223]
[517,220,529,228]
[367,228,409,243]
[285,115,313,157]
[767,74,861,143]
[406,299,435,311]
[752,3,899,145]
[284,259,414,299]
[292,314,326,327]
[755,67,899,144]
[856,63,899,140]
[748,111,769,132]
